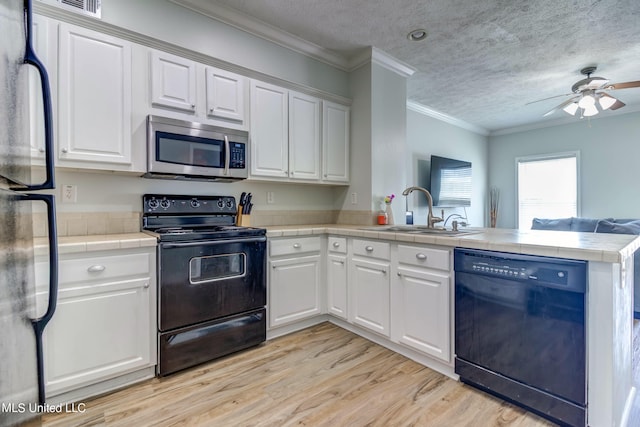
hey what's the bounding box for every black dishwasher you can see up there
[454,248,587,427]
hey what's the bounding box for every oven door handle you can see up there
[161,236,266,249]
[223,135,230,176]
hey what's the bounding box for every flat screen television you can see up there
[428,155,472,207]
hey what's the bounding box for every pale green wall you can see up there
[488,111,640,228]
[406,109,489,227]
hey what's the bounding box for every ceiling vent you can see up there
[57,0,101,19]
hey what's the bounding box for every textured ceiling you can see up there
[174,0,640,133]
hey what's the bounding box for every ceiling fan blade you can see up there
[609,99,626,110]
[543,97,579,117]
[606,81,640,90]
[526,93,573,105]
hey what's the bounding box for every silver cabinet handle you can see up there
[38,148,45,153]
[191,104,196,109]
[143,282,150,288]
[332,242,340,248]
[293,243,301,249]
[365,246,374,252]
[337,260,345,265]
[381,269,387,274]
[87,265,105,273]
[416,253,427,260]
[61,148,68,153]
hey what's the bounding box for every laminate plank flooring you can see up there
[42,323,556,427]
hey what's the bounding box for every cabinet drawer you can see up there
[397,245,450,271]
[48,253,150,287]
[270,236,321,257]
[352,239,390,260]
[328,236,347,254]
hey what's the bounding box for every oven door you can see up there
[158,236,266,332]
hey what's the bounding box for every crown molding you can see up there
[407,101,489,136]
[169,0,350,71]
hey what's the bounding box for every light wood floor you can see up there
[43,322,556,427]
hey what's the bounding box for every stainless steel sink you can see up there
[365,225,478,236]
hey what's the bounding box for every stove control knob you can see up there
[148,199,159,210]
[226,200,233,208]
[160,199,171,209]
[217,200,224,208]
[190,198,200,208]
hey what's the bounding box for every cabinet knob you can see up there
[293,243,301,249]
[416,253,427,260]
[61,148,68,153]
[337,260,345,265]
[38,148,45,153]
[381,269,387,274]
[397,272,402,277]
[324,174,328,178]
[87,265,105,273]
[191,104,196,109]
[143,282,150,288]
[365,246,374,252]
[332,242,340,248]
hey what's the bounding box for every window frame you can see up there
[515,151,581,229]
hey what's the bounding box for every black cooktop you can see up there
[142,194,265,241]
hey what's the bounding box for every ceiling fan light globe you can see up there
[578,93,596,108]
[599,94,617,110]
[583,104,599,117]
[563,102,579,116]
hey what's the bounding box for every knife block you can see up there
[236,211,251,226]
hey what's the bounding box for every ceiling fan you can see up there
[528,66,640,118]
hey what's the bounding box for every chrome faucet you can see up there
[401,186,443,228]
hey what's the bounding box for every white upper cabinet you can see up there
[288,91,321,181]
[206,67,246,123]
[323,101,350,183]
[150,50,197,113]
[250,80,289,178]
[58,23,132,166]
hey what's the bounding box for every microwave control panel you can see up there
[229,142,246,169]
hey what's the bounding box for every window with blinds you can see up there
[438,166,472,206]
[517,153,579,229]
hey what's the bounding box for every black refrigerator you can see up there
[1,0,58,426]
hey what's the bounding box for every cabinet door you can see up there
[327,254,348,319]
[250,80,288,178]
[42,278,152,395]
[58,23,132,165]
[269,255,321,327]
[150,50,197,113]
[206,67,245,123]
[289,91,321,180]
[392,267,450,362]
[322,101,350,183]
[350,258,390,337]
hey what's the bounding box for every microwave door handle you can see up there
[23,193,58,405]
[223,135,230,176]
[22,0,55,191]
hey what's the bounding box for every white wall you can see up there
[406,108,489,227]
[488,111,640,228]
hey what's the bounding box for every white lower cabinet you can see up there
[36,247,156,400]
[269,237,322,328]
[349,239,391,337]
[327,237,348,319]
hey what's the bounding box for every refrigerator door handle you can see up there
[23,193,58,404]
[22,0,55,191]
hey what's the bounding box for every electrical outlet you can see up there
[266,191,275,204]
[62,184,77,203]
[351,192,358,205]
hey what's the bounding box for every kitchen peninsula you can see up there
[266,225,640,427]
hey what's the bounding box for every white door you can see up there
[327,254,348,319]
[206,67,246,123]
[350,258,390,337]
[58,23,132,165]
[269,255,321,327]
[392,267,451,362]
[150,50,197,113]
[289,91,321,180]
[322,101,350,182]
[42,279,152,395]
[250,80,288,178]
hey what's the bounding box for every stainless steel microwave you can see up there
[144,115,248,182]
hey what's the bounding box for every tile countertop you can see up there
[265,225,640,263]
[34,232,157,256]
